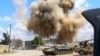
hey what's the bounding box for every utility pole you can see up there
[38,36,40,50]
[8,24,12,52]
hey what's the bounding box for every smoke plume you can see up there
[57,8,86,43]
[28,0,68,37]
[28,0,86,43]
[13,0,28,25]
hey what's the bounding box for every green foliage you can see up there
[31,36,44,46]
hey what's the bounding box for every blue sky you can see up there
[88,0,100,9]
[0,0,33,16]
[0,0,99,17]
[0,0,100,41]
[0,0,33,27]
[0,0,36,41]
[1,0,100,28]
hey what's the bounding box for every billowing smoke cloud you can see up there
[57,8,86,43]
[28,0,69,37]
[28,0,86,43]
[59,0,74,15]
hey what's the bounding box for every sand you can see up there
[0,50,79,56]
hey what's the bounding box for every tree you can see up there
[31,36,44,46]
[0,33,11,45]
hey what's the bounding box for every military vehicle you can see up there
[42,44,75,55]
[74,39,93,55]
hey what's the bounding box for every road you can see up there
[0,50,79,56]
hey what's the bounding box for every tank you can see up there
[42,44,74,55]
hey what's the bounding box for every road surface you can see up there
[0,50,79,56]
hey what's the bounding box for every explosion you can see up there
[57,8,86,43]
[28,0,66,37]
[59,0,74,15]
[27,0,86,43]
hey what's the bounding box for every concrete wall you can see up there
[0,45,8,53]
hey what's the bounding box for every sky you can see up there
[0,0,100,41]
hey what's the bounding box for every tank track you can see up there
[42,48,74,55]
